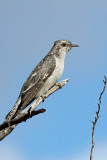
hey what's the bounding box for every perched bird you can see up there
[6,40,79,120]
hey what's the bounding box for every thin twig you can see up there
[90,76,107,160]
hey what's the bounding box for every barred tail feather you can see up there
[5,97,21,121]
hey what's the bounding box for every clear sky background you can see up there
[0,0,107,160]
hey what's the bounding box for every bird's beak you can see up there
[71,44,79,47]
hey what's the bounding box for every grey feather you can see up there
[5,40,79,120]
[18,54,56,112]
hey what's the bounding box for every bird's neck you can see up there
[48,47,67,60]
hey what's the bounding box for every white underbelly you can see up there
[36,55,65,97]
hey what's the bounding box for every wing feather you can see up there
[19,54,56,110]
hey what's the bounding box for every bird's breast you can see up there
[36,55,65,97]
[52,55,65,80]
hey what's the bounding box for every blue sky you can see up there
[0,0,107,160]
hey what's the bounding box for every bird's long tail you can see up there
[5,97,22,121]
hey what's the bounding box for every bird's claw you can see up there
[40,95,46,102]
[56,83,62,89]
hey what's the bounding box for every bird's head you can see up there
[51,40,79,56]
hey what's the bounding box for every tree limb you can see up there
[0,79,70,141]
[0,125,16,141]
[90,76,107,160]
[0,109,46,131]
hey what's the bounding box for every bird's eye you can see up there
[62,43,67,47]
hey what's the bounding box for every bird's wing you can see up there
[19,54,56,108]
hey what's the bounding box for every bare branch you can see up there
[0,109,46,131]
[27,78,70,113]
[0,125,16,141]
[90,76,107,160]
[0,79,70,141]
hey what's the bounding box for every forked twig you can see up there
[90,76,107,160]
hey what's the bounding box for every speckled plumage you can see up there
[6,40,79,120]
[19,54,56,110]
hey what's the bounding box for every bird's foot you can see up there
[55,83,62,89]
[40,95,46,102]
